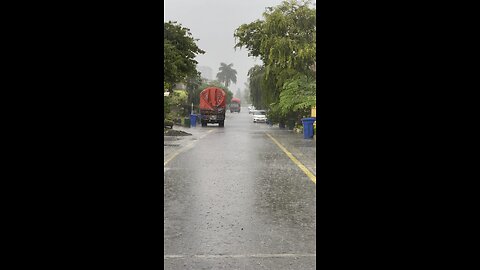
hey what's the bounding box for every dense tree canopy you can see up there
[164,21,205,91]
[234,0,316,123]
[279,74,316,113]
[234,0,315,74]
[247,65,265,109]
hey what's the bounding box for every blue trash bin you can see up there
[301,117,315,139]
[190,114,197,127]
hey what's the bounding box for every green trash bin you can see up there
[183,117,190,127]
[287,119,295,130]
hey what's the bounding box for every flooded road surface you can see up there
[164,109,316,269]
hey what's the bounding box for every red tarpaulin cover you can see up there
[199,87,226,110]
[231,97,241,104]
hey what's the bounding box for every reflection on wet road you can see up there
[164,109,316,269]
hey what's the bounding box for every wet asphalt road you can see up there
[164,109,316,269]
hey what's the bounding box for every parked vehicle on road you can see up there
[230,98,241,113]
[199,87,226,127]
[252,110,267,123]
[248,105,256,114]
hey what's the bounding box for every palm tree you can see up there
[216,63,237,88]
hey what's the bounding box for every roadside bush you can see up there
[164,96,171,121]
[266,103,284,125]
[166,90,189,121]
[294,124,303,133]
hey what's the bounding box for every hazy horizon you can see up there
[164,0,316,97]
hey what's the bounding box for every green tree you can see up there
[248,65,271,109]
[234,0,315,73]
[164,82,170,119]
[185,71,203,114]
[167,90,189,121]
[216,63,237,88]
[225,89,233,105]
[234,0,316,123]
[164,21,205,91]
[243,82,251,104]
[279,74,316,115]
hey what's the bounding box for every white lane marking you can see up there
[164,254,316,259]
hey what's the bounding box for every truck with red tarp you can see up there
[230,97,241,113]
[199,87,226,127]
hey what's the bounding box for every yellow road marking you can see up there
[266,133,316,184]
[164,129,214,166]
[163,151,181,166]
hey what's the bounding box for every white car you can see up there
[252,110,267,123]
[248,106,255,114]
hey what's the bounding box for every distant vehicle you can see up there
[230,98,241,113]
[252,110,267,123]
[199,87,226,127]
[248,106,256,114]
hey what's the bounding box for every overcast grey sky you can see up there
[164,0,315,95]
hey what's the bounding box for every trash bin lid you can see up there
[301,117,315,121]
